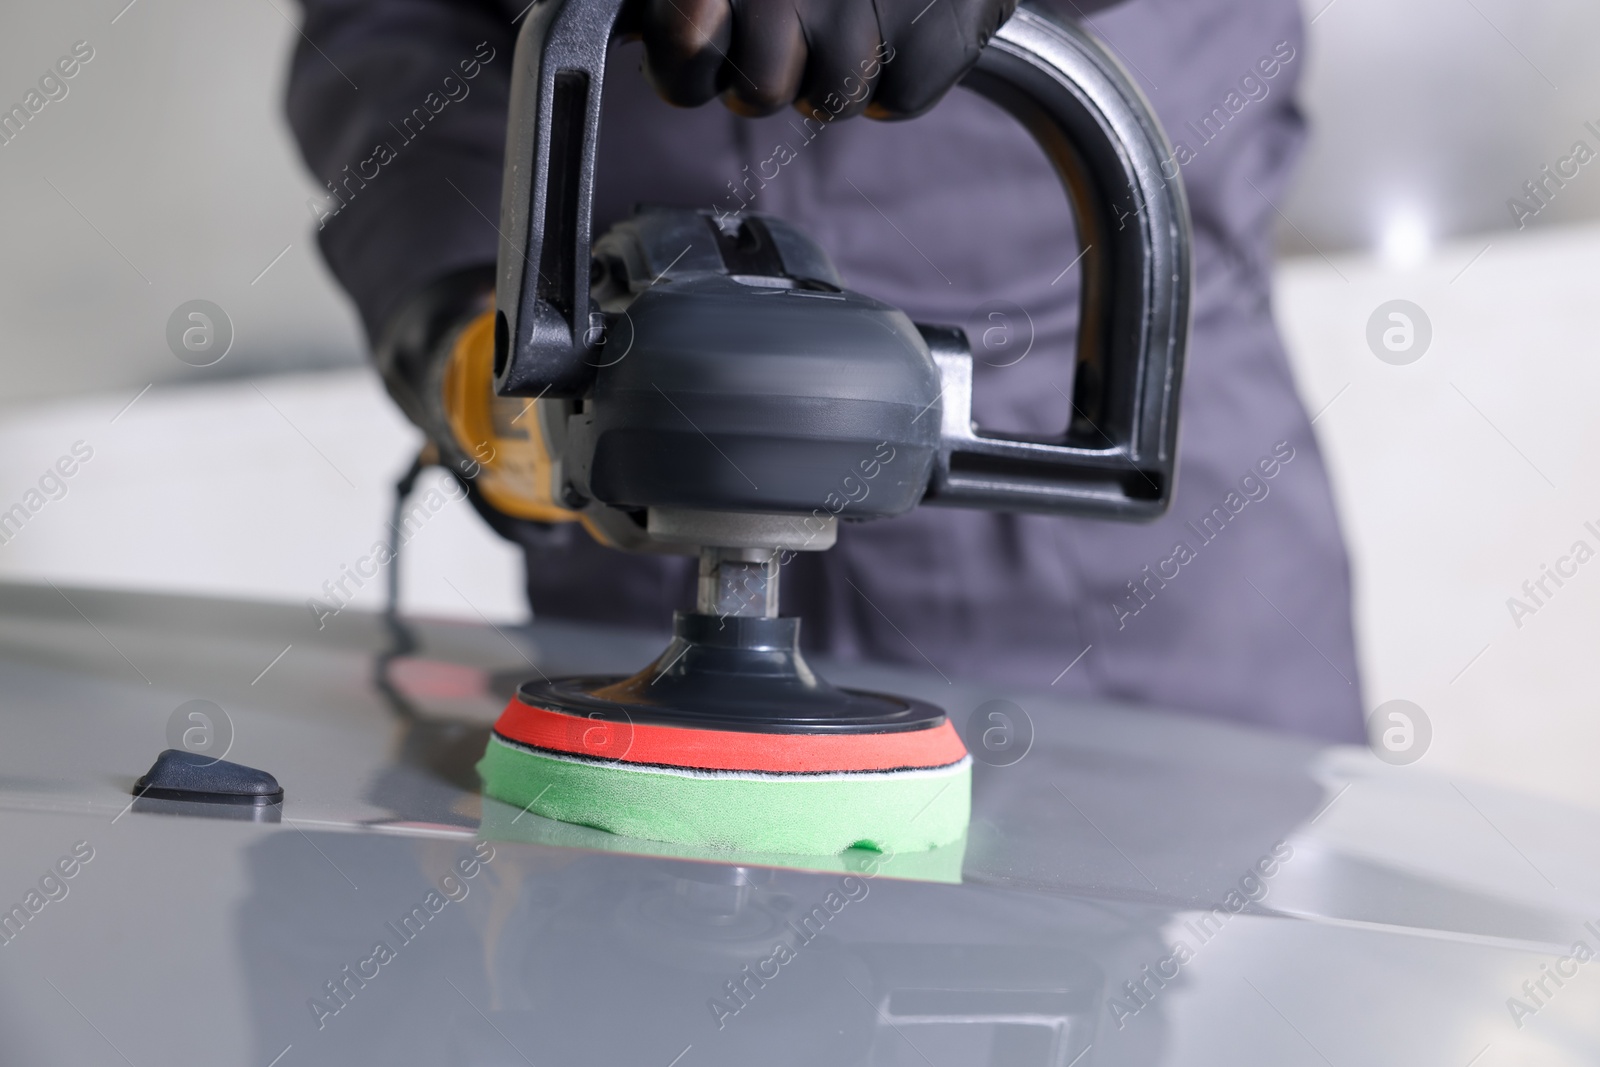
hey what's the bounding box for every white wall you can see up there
[1287,0,1600,251]
[0,370,528,625]
[1276,221,1600,815]
[0,0,365,403]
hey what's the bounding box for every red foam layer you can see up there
[492,696,968,774]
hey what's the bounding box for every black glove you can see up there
[628,0,1017,120]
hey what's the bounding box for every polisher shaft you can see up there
[697,546,780,618]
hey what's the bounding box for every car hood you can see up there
[0,582,1596,1065]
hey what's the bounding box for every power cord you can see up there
[374,448,429,719]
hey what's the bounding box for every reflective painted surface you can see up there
[1,582,1597,1065]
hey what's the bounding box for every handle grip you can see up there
[494,0,619,397]
[495,0,1190,520]
[925,9,1190,519]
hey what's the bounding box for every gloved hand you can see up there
[628,0,1018,120]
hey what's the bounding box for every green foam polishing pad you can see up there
[477,695,972,857]
[477,793,969,883]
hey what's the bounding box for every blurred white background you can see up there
[3,0,1600,813]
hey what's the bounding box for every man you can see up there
[287,0,1363,741]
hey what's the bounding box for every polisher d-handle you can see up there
[494,0,1192,521]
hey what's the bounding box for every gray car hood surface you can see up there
[0,581,1596,1065]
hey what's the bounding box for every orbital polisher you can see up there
[465,0,1191,855]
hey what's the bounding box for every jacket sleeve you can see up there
[285,0,520,343]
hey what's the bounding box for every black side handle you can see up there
[923,10,1190,520]
[494,0,623,397]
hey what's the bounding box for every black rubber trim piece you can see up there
[514,675,946,735]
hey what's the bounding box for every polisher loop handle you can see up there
[494,0,624,398]
[924,10,1190,519]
